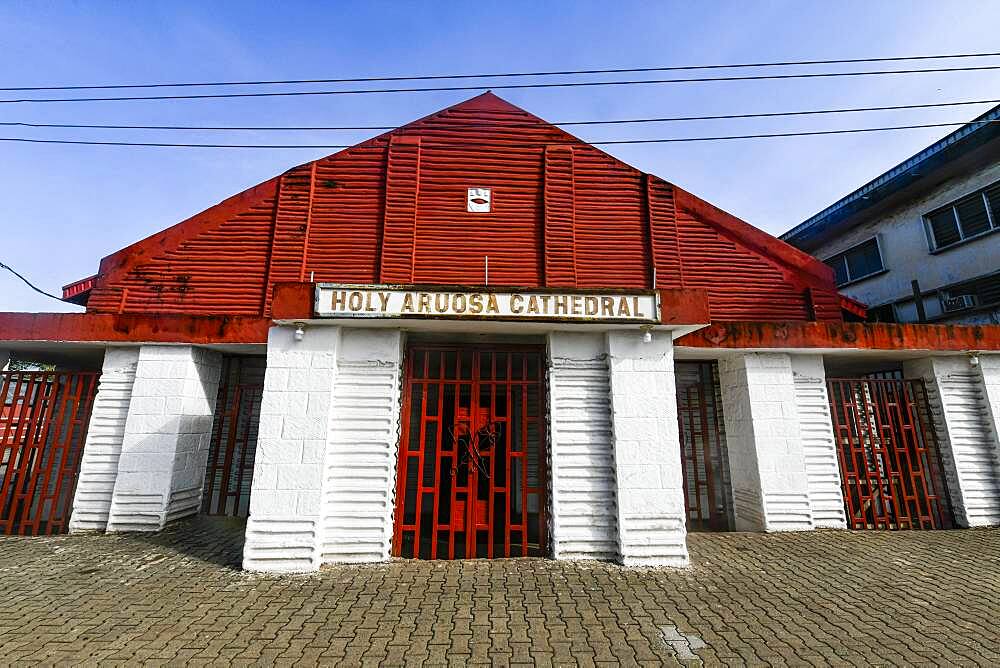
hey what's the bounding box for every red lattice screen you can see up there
[827,378,952,530]
[1,371,99,535]
[393,345,547,559]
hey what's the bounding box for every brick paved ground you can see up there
[1,518,998,666]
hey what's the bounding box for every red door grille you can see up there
[203,358,264,518]
[1,371,99,535]
[827,377,953,530]
[676,361,733,531]
[393,345,547,559]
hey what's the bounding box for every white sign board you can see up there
[315,285,660,323]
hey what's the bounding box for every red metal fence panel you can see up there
[393,344,547,559]
[1,371,99,535]
[203,357,264,518]
[676,361,733,531]
[827,377,953,530]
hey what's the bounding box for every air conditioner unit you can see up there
[941,294,979,312]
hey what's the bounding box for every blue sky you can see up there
[2,1,999,312]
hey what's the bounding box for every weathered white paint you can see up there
[806,158,1000,323]
[606,331,688,566]
[546,332,619,560]
[718,353,815,532]
[790,355,847,529]
[105,345,222,532]
[978,354,1000,466]
[320,328,404,564]
[243,325,340,572]
[68,347,140,532]
[904,356,1000,526]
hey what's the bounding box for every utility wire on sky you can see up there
[1,98,997,131]
[0,261,65,302]
[2,65,1000,104]
[0,119,997,149]
[2,50,999,91]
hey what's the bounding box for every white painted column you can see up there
[321,328,404,564]
[904,356,1000,527]
[243,325,340,572]
[606,331,688,567]
[718,353,815,532]
[790,355,846,529]
[105,345,222,532]
[69,347,140,532]
[547,332,619,560]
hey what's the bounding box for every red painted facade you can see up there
[69,93,844,324]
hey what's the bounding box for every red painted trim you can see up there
[672,185,837,286]
[61,275,96,298]
[61,275,97,304]
[677,321,1000,351]
[659,288,710,325]
[0,312,269,344]
[270,282,315,320]
[840,294,869,319]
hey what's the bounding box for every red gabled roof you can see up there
[70,92,845,323]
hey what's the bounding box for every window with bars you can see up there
[824,237,885,286]
[925,180,1000,251]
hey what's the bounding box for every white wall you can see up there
[905,356,1000,526]
[606,331,688,566]
[243,325,340,572]
[547,332,619,560]
[790,356,846,529]
[810,158,1000,319]
[718,353,815,532]
[320,328,404,564]
[105,345,222,532]
[69,347,140,532]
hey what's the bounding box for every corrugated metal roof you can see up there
[73,93,845,323]
[782,103,1000,247]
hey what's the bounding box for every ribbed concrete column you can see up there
[321,328,404,564]
[904,356,1000,527]
[606,331,688,567]
[718,353,815,532]
[69,347,140,532]
[106,345,222,532]
[547,332,619,560]
[243,326,340,572]
[790,355,846,529]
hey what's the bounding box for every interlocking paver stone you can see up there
[1,517,999,665]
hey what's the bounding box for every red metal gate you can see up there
[393,345,547,559]
[827,377,952,530]
[676,361,733,531]
[1,371,99,535]
[203,358,264,518]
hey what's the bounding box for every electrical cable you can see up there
[0,261,65,302]
[0,98,996,131]
[3,50,999,91]
[2,64,1000,104]
[0,119,995,149]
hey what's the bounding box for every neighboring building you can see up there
[2,94,1000,572]
[782,104,1000,324]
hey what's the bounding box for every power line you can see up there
[1,98,997,132]
[0,261,65,302]
[0,119,995,149]
[3,64,1000,105]
[4,50,1000,91]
